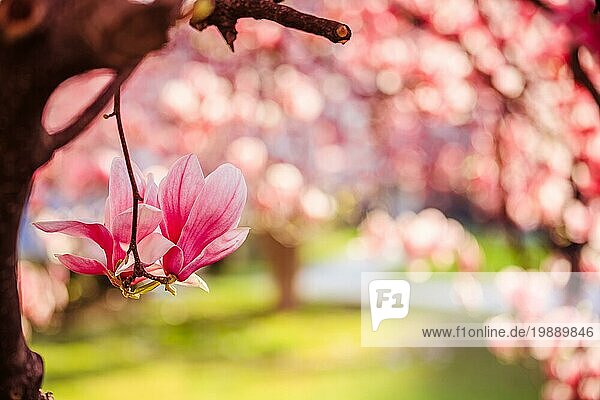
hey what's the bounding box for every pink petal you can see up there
[111,243,127,272]
[177,164,247,264]
[145,173,159,208]
[103,198,112,228]
[56,254,107,275]
[137,233,178,265]
[176,274,209,292]
[108,158,146,227]
[158,154,205,243]
[178,227,249,281]
[144,263,166,276]
[34,220,113,265]
[162,245,185,277]
[130,276,147,286]
[112,204,162,244]
[134,163,146,199]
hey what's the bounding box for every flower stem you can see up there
[106,86,171,289]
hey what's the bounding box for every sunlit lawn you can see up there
[32,271,543,400]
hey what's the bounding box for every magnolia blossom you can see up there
[34,154,249,293]
[158,155,249,282]
[34,158,163,281]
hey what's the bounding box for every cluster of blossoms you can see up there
[486,266,600,400]
[34,154,248,297]
[226,136,338,246]
[355,208,482,272]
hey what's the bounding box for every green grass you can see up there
[475,231,548,271]
[300,227,357,263]
[32,274,542,400]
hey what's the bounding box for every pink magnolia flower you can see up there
[158,154,249,282]
[34,158,165,281]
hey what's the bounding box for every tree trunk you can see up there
[0,169,44,399]
[0,34,56,398]
[260,233,300,310]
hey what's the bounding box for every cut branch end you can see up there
[189,0,351,50]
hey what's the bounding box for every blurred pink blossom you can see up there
[18,261,69,332]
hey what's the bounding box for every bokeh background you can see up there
[18,0,600,399]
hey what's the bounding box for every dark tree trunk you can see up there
[0,171,43,399]
[0,30,59,397]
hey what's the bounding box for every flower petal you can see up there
[34,220,113,265]
[108,158,146,228]
[162,245,185,277]
[112,204,162,244]
[56,254,107,275]
[178,164,247,263]
[176,273,209,292]
[134,163,146,199]
[114,258,133,276]
[103,197,112,228]
[178,227,249,281]
[145,173,159,208]
[137,233,178,265]
[144,263,166,276]
[158,154,205,243]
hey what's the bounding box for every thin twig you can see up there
[113,88,143,283]
[106,87,171,288]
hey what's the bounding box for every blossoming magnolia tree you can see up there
[0,0,351,398]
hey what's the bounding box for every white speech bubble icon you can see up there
[369,279,411,331]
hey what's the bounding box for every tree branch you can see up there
[569,46,600,111]
[190,0,351,50]
[44,66,136,154]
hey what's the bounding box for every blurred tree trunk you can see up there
[0,170,43,399]
[260,233,300,310]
